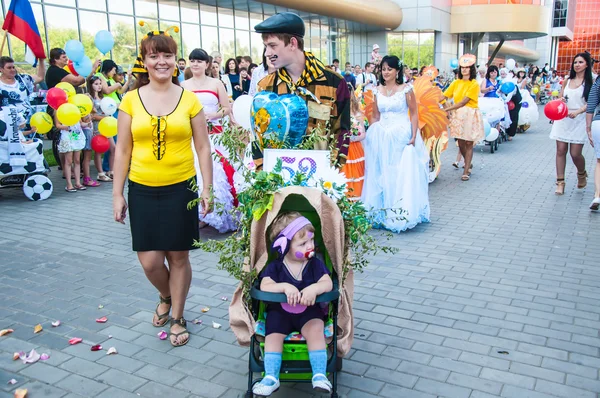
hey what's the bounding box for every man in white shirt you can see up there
[355,62,377,91]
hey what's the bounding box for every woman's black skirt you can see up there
[128,178,199,252]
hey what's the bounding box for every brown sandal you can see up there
[577,171,587,189]
[555,178,565,195]
[461,174,470,181]
[153,295,171,327]
[169,318,189,347]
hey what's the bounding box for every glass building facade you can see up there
[0,0,381,70]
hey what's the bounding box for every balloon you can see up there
[98,116,118,137]
[232,95,253,131]
[450,58,459,69]
[67,60,78,76]
[506,58,516,70]
[486,128,499,142]
[544,100,569,121]
[260,100,288,145]
[30,112,53,134]
[252,91,278,114]
[74,56,93,77]
[483,119,491,137]
[69,94,93,117]
[532,86,539,94]
[64,40,85,63]
[94,30,115,54]
[91,135,110,153]
[552,90,559,96]
[56,82,76,98]
[46,87,69,110]
[279,94,308,147]
[507,101,515,111]
[100,97,118,115]
[522,101,529,108]
[501,82,515,94]
[56,103,81,126]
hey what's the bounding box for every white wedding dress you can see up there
[361,86,430,232]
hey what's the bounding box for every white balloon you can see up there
[506,58,516,71]
[232,94,253,131]
[486,127,499,142]
[100,97,117,116]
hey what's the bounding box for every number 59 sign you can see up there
[263,149,331,181]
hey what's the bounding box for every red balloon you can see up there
[544,99,569,121]
[91,135,110,153]
[67,60,79,76]
[507,101,515,111]
[46,87,68,110]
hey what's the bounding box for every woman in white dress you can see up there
[549,52,594,195]
[361,55,430,232]
[182,48,238,232]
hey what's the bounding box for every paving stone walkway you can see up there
[1,113,599,398]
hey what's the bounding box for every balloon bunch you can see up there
[64,30,114,76]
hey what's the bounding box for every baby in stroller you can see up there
[253,211,334,396]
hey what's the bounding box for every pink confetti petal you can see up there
[51,320,61,327]
[68,337,83,345]
[40,353,50,361]
[90,345,102,351]
[192,319,202,325]
[157,330,167,340]
[20,349,40,364]
[95,317,108,323]
[221,296,228,301]
[7,379,17,385]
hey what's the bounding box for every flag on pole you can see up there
[2,0,46,59]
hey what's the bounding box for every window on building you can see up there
[553,0,568,28]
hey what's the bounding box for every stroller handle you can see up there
[250,278,340,303]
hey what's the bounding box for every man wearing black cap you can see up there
[253,12,351,169]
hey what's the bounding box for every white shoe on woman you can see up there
[590,197,600,211]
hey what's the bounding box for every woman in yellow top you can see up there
[112,31,213,347]
[443,54,485,181]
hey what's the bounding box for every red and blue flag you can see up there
[2,0,46,59]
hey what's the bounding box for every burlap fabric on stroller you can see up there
[229,186,354,357]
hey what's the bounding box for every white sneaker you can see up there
[312,373,332,393]
[590,197,600,211]
[252,376,280,397]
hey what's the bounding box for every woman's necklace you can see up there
[385,85,397,97]
[283,259,306,280]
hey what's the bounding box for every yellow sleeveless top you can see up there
[119,88,203,187]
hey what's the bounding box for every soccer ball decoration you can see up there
[23,175,53,201]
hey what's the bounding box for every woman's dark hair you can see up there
[0,56,14,68]
[517,70,526,80]
[569,52,594,100]
[86,75,103,99]
[378,55,404,86]
[262,48,268,72]
[226,58,239,74]
[459,65,477,80]
[189,48,210,62]
[100,59,117,75]
[134,34,180,89]
[485,65,499,80]
[49,48,65,65]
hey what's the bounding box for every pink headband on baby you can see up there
[272,217,312,256]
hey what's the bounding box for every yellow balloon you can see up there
[98,116,118,137]
[56,103,81,126]
[532,86,539,94]
[69,93,93,117]
[551,90,559,96]
[30,112,53,134]
[56,82,76,98]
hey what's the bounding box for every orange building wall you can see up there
[556,0,600,74]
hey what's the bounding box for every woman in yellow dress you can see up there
[443,54,485,181]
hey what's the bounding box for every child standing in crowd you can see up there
[341,92,366,201]
[252,212,333,397]
[54,112,86,192]
[80,114,98,186]
[87,75,112,182]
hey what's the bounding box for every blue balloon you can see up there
[522,101,529,108]
[94,30,115,54]
[261,100,289,146]
[252,91,278,114]
[65,40,85,63]
[279,94,308,147]
[450,58,459,69]
[483,119,491,137]
[501,82,515,94]
[74,56,93,77]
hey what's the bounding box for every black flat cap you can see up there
[254,12,305,38]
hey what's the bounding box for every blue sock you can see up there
[262,352,282,386]
[309,350,327,379]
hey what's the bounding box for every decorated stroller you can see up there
[228,186,353,398]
